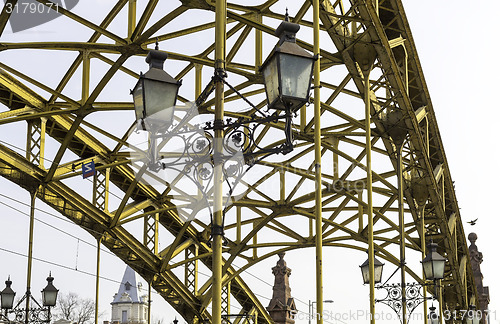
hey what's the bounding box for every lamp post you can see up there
[0,274,59,324]
[131,11,314,324]
[308,300,333,324]
[359,242,446,323]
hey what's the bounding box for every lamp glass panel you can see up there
[432,259,446,280]
[360,264,369,284]
[262,55,279,105]
[1,291,15,309]
[143,78,177,130]
[132,80,144,122]
[374,264,383,284]
[423,259,433,279]
[42,289,58,307]
[279,53,313,99]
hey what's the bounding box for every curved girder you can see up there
[0,0,476,322]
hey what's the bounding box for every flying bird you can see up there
[467,218,478,226]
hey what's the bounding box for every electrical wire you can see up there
[0,139,343,324]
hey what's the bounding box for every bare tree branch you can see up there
[54,292,96,324]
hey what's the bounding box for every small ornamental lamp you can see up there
[261,11,315,113]
[41,273,58,307]
[132,45,182,132]
[465,305,481,324]
[0,277,15,310]
[421,243,446,280]
[360,255,384,285]
[427,306,439,324]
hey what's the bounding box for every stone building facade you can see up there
[105,266,148,324]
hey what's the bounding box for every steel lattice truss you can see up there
[0,0,476,323]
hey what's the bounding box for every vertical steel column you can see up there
[213,0,226,323]
[221,283,230,323]
[236,207,241,243]
[144,207,158,324]
[420,205,427,322]
[364,71,376,324]
[144,211,159,254]
[128,0,136,39]
[148,283,152,324]
[82,49,90,103]
[254,13,262,74]
[95,236,102,324]
[39,118,46,169]
[25,189,37,324]
[185,246,199,296]
[312,2,324,324]
[26,119,45,167]
[396,144,407,324]
[93,170,109,212]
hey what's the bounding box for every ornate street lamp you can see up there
[131,14,315,172]
[0,277,15,310]
[466,305,481,324]
[261,12,315,114]
[41,273,58,307]
[131,45,182,133]
[0,274,58,324]
[427,306,439,324]
[360,256,384,285]
[359,244,446,323]
[130,11,315,324]
[421,243,446,280]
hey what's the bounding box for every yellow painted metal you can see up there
[185,245,199,296]
[25,189,37,324]
[253,222,257,259]
[39,117,46,169]
[364,71,376,324]
[313,1,324,324]
[144,207,159,255]
[26,119,43,165]
[213,0,227,323]
[236,207,241,243]
[396,145,407,324]
[280,169,285,203]
[0,1,480,322]
[128,0,136,39]
[104,168,110,213]
[222,282,231,321]
[195,63,202,98]
[82,49,90,103]
[95,236,102,324]
[420,205,427,321]
[358,191,363,233]
[254,12,262,73]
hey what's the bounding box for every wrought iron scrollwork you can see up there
[2,293,53,324]
[376,282,432,324]
[148,111,294,180]
[136,72,299,244]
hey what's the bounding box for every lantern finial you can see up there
[146,47,168,70]
[275,12,300,45]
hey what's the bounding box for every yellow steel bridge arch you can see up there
[0,0,476,323]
